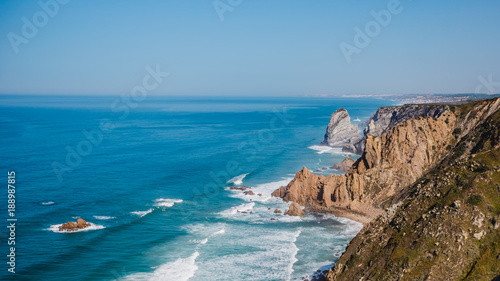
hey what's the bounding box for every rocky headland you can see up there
[276,98,500,280]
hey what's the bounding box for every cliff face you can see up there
[321,108,362,147]
[362,104,449,138]
[344,104,449,154]
[273,105,456,222]
[326,98,500,280]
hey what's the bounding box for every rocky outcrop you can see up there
[284,202,305,216]
[325,98,500,280]
[362,104,449,137]
[321,109,362,148]
[331,157,355,172]
[59,218,91,232]
[342,104,449,154]
[274,109,456,221]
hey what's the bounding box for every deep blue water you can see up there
[0,96,393,281]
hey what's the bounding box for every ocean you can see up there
[0,96,393,281]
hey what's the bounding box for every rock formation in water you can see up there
[59,218,91,232]
[302,98,500,280]
[284,202,305,216]
[331,157,355,172]
[321,109,362,148]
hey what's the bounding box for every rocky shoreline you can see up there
[274,98,500,280]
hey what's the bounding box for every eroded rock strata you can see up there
[321,108,362,148]
[331,157,355,172]
[274,105,456,222]
[343,104,449,154]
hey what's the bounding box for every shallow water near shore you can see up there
[0,96,393,280]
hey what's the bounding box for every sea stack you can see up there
[321,108,362,148]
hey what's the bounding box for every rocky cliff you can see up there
[325,98,500,280]
[321,108,362,148]
[274,104,457,223]
[331,157,355,172]
[343,104,449,154]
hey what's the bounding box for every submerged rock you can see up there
[230,186,251,191]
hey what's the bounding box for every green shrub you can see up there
[346,253,359,268]
[453,128,462,135]
[467,194,483,206]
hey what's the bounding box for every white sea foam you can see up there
[286,230,301,280]
[41,201,54,205]
[131,208,153,217]
[192,226,302,280]
[211,229,225,236]
[226,173,249,185]
[93,215,115,220]
[308,145,353,155]
[48,222,105,233]
[154,198,183,208]
[228,178,292,203]
[219,202,255,216]
[121,251,200,281]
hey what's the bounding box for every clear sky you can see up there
[0,0,499,96]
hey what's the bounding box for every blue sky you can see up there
[0,0,499,96]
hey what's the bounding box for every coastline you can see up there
[306,206,374,226]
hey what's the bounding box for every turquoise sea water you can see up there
[0,96,393,281]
